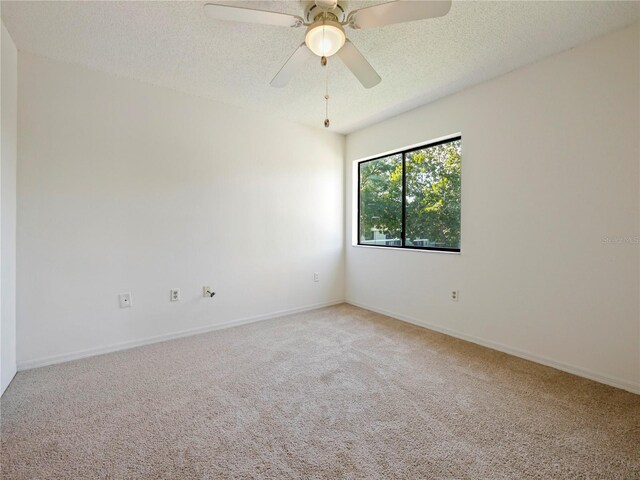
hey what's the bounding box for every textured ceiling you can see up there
[2,1,639,133]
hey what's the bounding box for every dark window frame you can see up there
[357,136,462,253]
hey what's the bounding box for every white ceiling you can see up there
[2,1,639,133]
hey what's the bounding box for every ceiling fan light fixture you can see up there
[304,19,345,57]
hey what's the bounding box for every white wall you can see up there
[1,19,18,395]
[13,23,640,394]
[17,52,344,368]
[345,24,640,393]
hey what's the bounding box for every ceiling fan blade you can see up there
[336,40,381,89]
[204,3,304,28]
[348,0,452,29]
[270,43,314,88]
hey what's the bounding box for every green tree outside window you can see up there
[358,138,461,251]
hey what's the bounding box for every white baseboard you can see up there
[347,300,640,395]
[17,299,345,371]
[1,366,17,397]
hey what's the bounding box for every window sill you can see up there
[351,244,461,255]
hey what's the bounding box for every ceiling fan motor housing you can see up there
[304,1,347,23]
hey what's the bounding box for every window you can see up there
[358,136,461,252]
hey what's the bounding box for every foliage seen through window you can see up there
[358,137,461,251]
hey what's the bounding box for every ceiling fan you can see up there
[203,0,452,90]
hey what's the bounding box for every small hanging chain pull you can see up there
[322,55,330,128]
[321,21,330,128]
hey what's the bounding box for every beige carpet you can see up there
[1,304,639,479]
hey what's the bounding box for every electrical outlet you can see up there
[451,290,459,302]
[314,272,319,282]
[119,292,132,308]
[170,289,180,302]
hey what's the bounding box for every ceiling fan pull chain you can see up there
[323,55,330,128]
[320,21,330,128]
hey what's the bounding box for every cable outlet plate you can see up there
[119,292,132,308]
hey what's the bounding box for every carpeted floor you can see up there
[1,304,639,479]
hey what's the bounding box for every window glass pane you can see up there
[359,154,402,246]
[405,140,461,250]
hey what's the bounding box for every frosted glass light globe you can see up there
[305,20,346,57]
